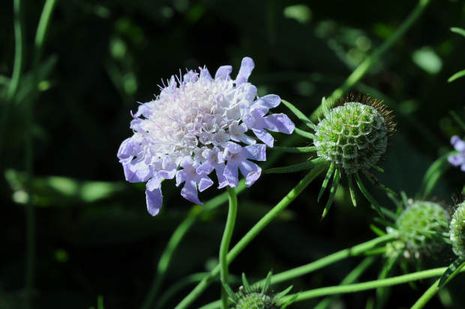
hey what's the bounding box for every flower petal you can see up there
[215,65,233,80]
[146,187,163,216]
[236,57,255,85]
[181,180,202,205]
[239,160,262,187]
[451,135,465,152]
[244,144,266,161]
[253,129,274,147]
[264,113,295,134]
[259,94,281,109]
[223,162,239,187]
[198,176,214,192]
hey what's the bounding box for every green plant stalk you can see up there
[281,267,465,304]
[310,0,431,121]
[411,261,465,309]
[175,162,328,308]
[219,188,238,308]
[33,0,57,66]
[315,257,376,309]
[200,235,392,309]
[140,182,246,309]
[7,0,24,100]
[267,234,393,285]
[23,2,59,307]
[157,273,208,309]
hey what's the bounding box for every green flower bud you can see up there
[314,95,395,174]
[390,200,449,258]
[450,202,465,259]
[226,273,294,309]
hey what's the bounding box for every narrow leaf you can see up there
[318,163,335,202]
[451,27,465,38]
[321,169,341,219]
[347,175,358,207]
[419,152,453,198]
[265,160,315,174]
[355,174,384,217]
[448,69,465,83]
[281,99,315,129]
[438,258,465,288]
[294,127,314,139]
[272,146,316,153]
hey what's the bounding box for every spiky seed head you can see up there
[450,202,465,259]
[226,273,294,309]
[392,200,449,258]
[314,95,395,174]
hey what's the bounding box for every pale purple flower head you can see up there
[449,135,465,171]
[117,57,295,216]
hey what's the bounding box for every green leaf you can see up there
[448,69,465,83]
[355,174,384,217]
[438,258,465,288]
[347,175,358,207]
[272,146,316,153]
[419,152,453,198]
[451,27,465,38]
[264,160,315,174]
[281,99,315,129]
[318,163,335,202]
[321,169,341,219]
[294,127,314,139]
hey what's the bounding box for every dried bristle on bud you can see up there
[395,201,449,258]
[450,202,465,259]
[314,94,395,174]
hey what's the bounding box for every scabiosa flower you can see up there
[224,273,295,309]
[117,57,295,215]
[448,135,465,171]
[450,201,465,259]
[386,200,449,259]
[312,93,396,216]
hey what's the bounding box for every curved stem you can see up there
[310,0,431,120]
[410,278,440,309]
[200,235,392,309]
[140,181,246,309]
[267,234,393,285]
[281,267,465,304]
[219,188,238,308]
[175,163,328,308]
[7,0,24,100]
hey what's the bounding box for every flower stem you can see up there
[140,181,246,309]
[175,163,327,308]
[310,0,431,120]
[200,235,392,309]
[281,267,465,304]
[219,188,238,308]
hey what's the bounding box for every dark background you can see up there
[1,0,465,308]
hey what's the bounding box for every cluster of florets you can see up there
[314,95,395,174]
[450,202,465,259]
[225,273,294,309]
[387,200,449,259]
[117,57,294,215]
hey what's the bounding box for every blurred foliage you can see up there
[1,0,465,308]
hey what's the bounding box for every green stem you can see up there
[315,257,376,309]
[410,278,441,309]
[33,0,57,66]
[7,0,25,100]
[175,163,328,308]
[310,0,431,121]
[140,181,246,309]
[282,267,465,304]
[219,188,238,308]
[201,235,392,309]
[267,234,393,285]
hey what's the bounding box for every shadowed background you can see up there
[1,0,465,308]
